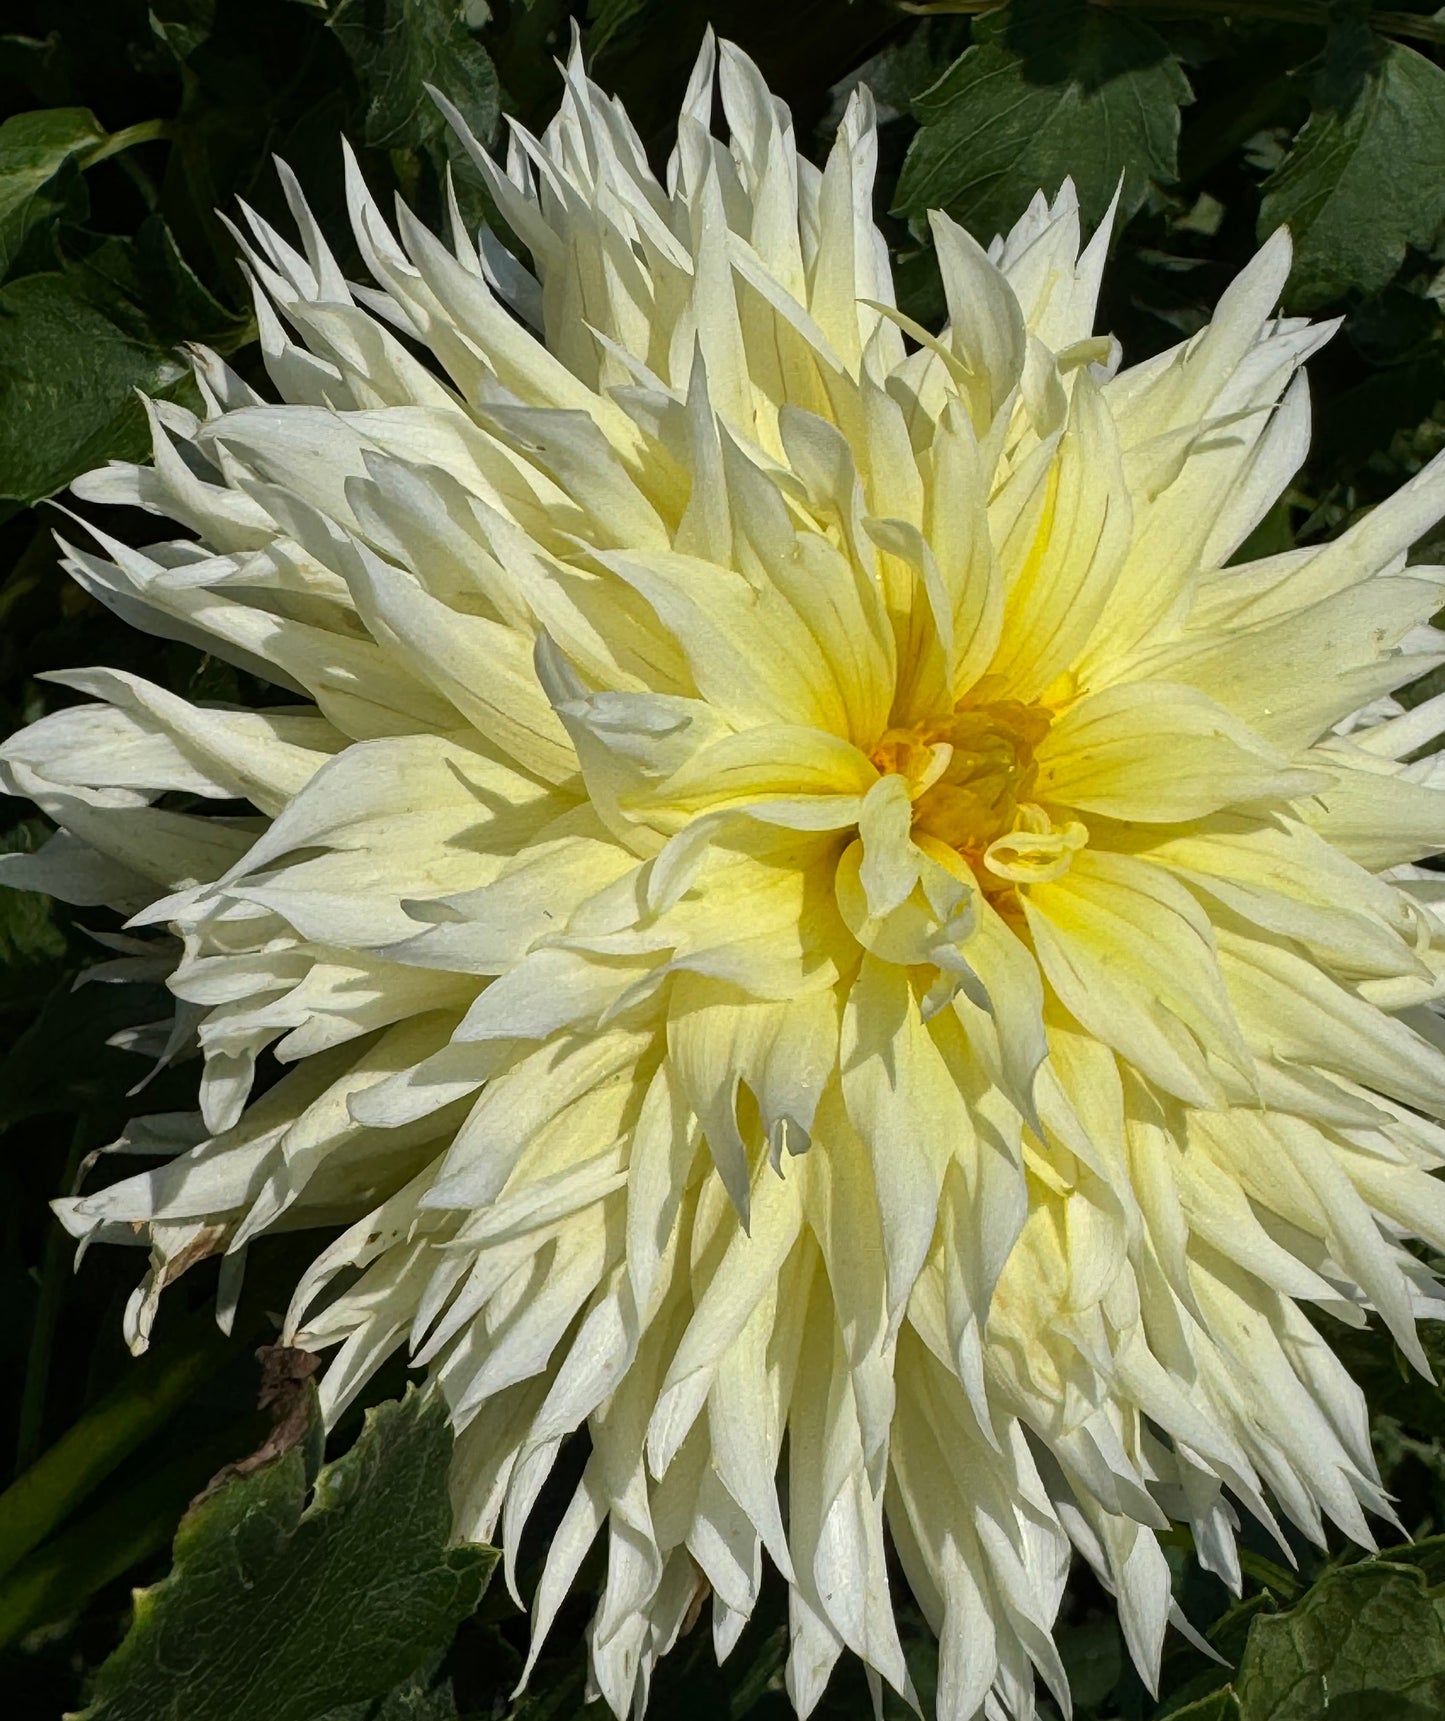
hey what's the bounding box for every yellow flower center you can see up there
[871,697,1054,856]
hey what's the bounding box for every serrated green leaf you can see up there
[1259,39,1445,309]
[71,1390,496,1721]
[328,0,499,155]
[842,19,972,125]
[0,264,192,510]
[0,107,104,279]
[1234,1560,1445,1719]
[892,0,1191,241]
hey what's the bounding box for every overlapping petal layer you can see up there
[10,32,1445,1720]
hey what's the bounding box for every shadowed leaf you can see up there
[0,107,102,279]
[1234,1560,1445,1720]
[70,1390,496,1721]
[893,0,1190,240]
[1260,39,1445,309]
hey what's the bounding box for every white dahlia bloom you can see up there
[12,30,1445,1719]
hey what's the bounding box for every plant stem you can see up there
[0,1306,245,1582]
[893,0,1445,47]
[79,118,174,170]
[13,1112,92,1477]
[0,1424,248,1652]
[114,147,161,214]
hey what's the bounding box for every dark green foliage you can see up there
[893,0,1192,234]
[1232,1560,1445,1717]
[330,0,500,154]
[4,2,1445,1720]
[0,108,103,275]
[328,0,500,221]
[316,1662,465,1721]
[1166,1696,1242,1721]
[72,1391,496,1721]
[1156,1546,1445,1718]
[0,266,195,513]
[0,823,66,987]
[1259,35,1445,308]
[585,0,653,60]
[71,1390,502,1721]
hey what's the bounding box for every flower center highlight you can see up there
[871,697,1054,856]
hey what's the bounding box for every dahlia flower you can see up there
[10,28,1445,1719]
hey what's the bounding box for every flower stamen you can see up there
[872,698,1054,862]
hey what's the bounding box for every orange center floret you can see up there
[872,699,1053,856]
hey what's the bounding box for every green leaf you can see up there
[586,0,653,60]
[0,263,191,511]
[0,107,103,279]
[0,821,68,987]
[328,0,499,156]
[1056,1615,1122,1709]
[316,1663,461,1720]
[1166,1692,1243,1721]
[1234,1560,1445,1719]
[72,1390,496,1721]
[892,0,1191,241]
[149,0,218,63]
[1380,1536,1445,1587]
[841,19,973,126]
[1259,38,1445,309]
[74,216,250,348]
